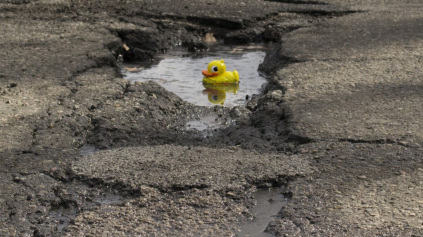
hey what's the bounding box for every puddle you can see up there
[80,144,100,156]
[48,206,77,233]
[185,114,234,136]
[237,189,286,237]
[186,115,222,131]
[93,191,126,206]
[123,45,267,107]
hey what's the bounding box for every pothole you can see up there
[123,44,268,137]
[237,188,286,237]
[123,44,268,107]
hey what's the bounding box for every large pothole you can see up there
[120,44,270,139]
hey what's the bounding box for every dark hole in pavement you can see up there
[237,188,286,237]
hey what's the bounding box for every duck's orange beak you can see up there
[202,70,218,77]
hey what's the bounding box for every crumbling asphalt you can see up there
[0,0,422,236]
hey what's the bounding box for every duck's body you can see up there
[203,71,239,84]
[202,59,239,84]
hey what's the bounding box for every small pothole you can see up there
[237,188,286,237]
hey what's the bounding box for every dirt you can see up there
[0,0,422,236]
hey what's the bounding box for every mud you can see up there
[0,0,422,236]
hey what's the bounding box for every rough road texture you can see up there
[68,145,310,236]
[265,2,423,236]
[0,0,422,236]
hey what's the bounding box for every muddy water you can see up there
[237,189,286,237]
[49,206,77,233]
[185,114,235,137]
[93,191,126,206]
[79,144,100,156]
[123,45,267,107]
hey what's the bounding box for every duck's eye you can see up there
[211,66,218,72]
[212,95,219,101]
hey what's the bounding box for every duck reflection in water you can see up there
[202,83,239,106]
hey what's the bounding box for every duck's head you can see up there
[202,59,226,77]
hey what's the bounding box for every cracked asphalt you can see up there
[0,0,422,236]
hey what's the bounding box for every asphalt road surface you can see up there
[0,0,422,236]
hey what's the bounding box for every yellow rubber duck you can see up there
[202,59,239,84]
